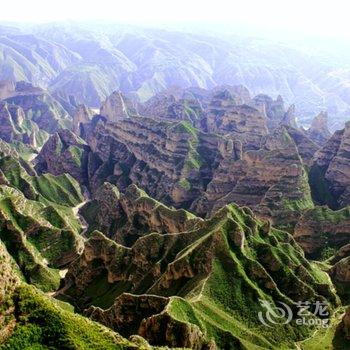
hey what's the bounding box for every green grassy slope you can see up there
[0,285,136,350]
[0,154,84,292]
[62,188,340,349]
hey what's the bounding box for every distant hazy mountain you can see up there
[0,22,349,128]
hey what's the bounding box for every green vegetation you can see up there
[183,103,200,124]
[7,93,72,133]
[0,190,82,291]
[282,168,314,212]
[68,145,84,167]
[309,164,338,209]
[166,204,339,347]
[0,154,84,292]
[178,178,191,190]
[0,156,83,207]
[307,205,350,224]
[299,206,350,259]
[300,307,350,350]
[321,247,337,261]
[171,121,198,136]
[32,173,83,207]
[71,200,339,349]
[168,121,204,172]
[9,141,37,162]
[0,285,136,350]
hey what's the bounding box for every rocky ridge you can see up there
[307,111,332,146]
[192,125,314,228]
[310,121,350,209]
[58,183,337,349]
[1,84,350,349]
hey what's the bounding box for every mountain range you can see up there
[0,23,350,129]
[0,77,350,349]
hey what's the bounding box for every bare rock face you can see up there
[87,293,215,349]
[0,82,73,149]
[13,81,44,96]
[80,183,202,246]
[75,111,314,227]
[80,182,121,236]
[140,93,199,122]
[0,240,20,342]
[252,94,286,130]
[0,101,42,148]
[205,99,268,150]
[341,307,350,340]
[83,116,230,209]
[329,256,350,300]
[307,111,331,146]
[331,244,350,264]
[310,122,350,209]
[0,139,18,158]
[4,82,71,134]
[0,102,23,143]
[211,85,251,105]
[72,104,93,135]
[35,129,90,184]
[139,86,267,150]
[0,80,15,100]
[87,293,170,338]
[294,206,350,258]
[138,312,216,350]
[60,195,336,349]
[39,88,315,228]
[193,126,314,228]
[100,91,138,121]
[283,125,319,166]
[280,104,298,129]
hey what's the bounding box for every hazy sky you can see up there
[1,0,350,39]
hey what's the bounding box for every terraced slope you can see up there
[35,128,90,185]
[0,152,84,292]
[60,183,338,349]
[193,126,314,229]
[0,81,76,163]
[294,206,350,259]
[80,183,201,246]
[81,115,229,207]
[36,105,322,230]
[310,121,350,210]
[0,241,145,349]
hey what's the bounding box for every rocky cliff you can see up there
[307,111,332,146]
[80,183,201,246]
[4,82,72,134]
[294,206,350,259]
[204,98,268,150]
[82,115,229,208]
[310,122,350,209]
[139,87,269,150]
[0,81,74,157]
[193,126,314,229]
[33,88,321,228]
[100,91,138,121]
[59,185,337,349]
[252,94,286,130]
[0,150,84,292]
[0,146,148,349]
[72,104,93,135]
[35,129,90,185]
